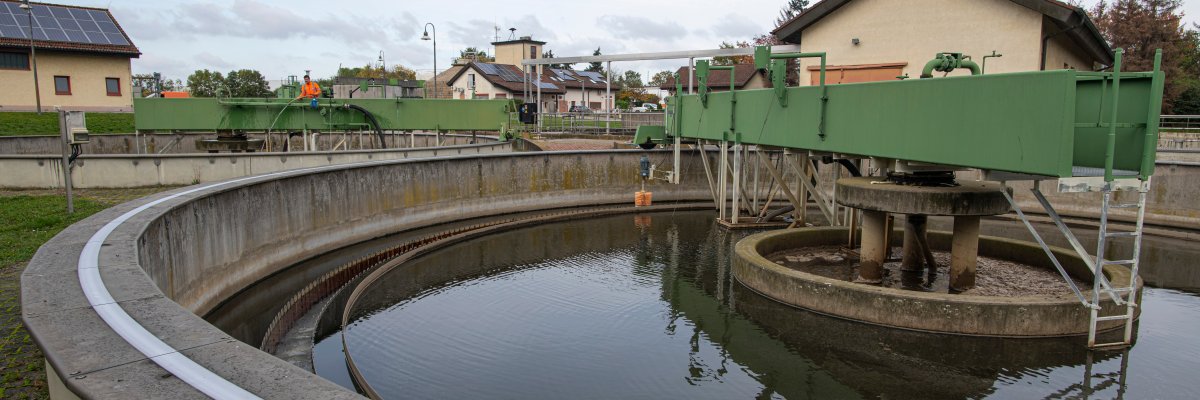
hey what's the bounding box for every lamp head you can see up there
[421,31,430,41]
[19,1,31,10]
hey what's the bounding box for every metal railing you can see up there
[512,111,665,135]
[1160,115,1200,149]
[1161,115,1200,131]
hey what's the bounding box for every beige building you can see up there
[443,36,616,111]
[773,0,1112,85]
[0,1,139,112]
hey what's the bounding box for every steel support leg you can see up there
[950,216,980,291]
[858,210,887,284]
[902,215,927,272]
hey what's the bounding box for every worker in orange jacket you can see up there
[298,75,321,99]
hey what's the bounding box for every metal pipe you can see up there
[768,51,828,139]
[21,1,41,114]
[57,110,73,213]
[606,61,612,135]
[1141,49,1164,178]
[1104,49,1123,182]
[982,51,1002,74]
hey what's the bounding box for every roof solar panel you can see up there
[475,63,498,75]
[49,7,71,19]
[537,82,559,90]
[78,19,99,32]
[0,25,24,39]
[496,67,523,82]
[0,3,130,48]
[105,33,127,45]
[64,29,85,42]
[98,20,118,33]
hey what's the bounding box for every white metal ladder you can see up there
[1087,179,1149,348]
[998,177,1149,349]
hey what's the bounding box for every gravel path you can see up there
[769,246,1089,297]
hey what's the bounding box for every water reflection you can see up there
[316,211,1199,399]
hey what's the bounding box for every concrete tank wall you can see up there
[0,140,513,188]
[21,150,713,398]
[0,132,496,155]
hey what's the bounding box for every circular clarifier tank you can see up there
[307,211,1200,399]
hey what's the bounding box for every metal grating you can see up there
[0,3,129,46]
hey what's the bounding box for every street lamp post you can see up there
[19,0,41,114]
[378,50,386,77]
[421,23,437,99]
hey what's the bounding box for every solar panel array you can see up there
[576,71,606,83]
[475,62,529,83]
[550,68,574,81]
[0,2,130,46]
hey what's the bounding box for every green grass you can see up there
[0,187,175,400]
[0,112,135,136]
[0,196,108,266]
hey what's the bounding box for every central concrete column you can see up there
[901,214,927,272]
[858,210,887,283]
[950,216,981,291]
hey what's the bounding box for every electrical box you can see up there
[64,111,89,144]
[70,128,90,144]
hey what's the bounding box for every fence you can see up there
[1161,115,1200,149]
[513,112,665,135]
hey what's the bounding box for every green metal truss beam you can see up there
[133,98,513,134]
[659,49,1163,179]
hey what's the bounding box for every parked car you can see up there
[632,104,660,112]
[569,105,593,113]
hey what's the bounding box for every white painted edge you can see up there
[70,149,638,398]
[75,169,311,399]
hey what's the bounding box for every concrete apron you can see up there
[21,150,714,399]
[733,227,1142,337]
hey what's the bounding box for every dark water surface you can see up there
[314,211,1200,399]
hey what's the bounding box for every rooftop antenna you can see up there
[494,24,500,43]
[508,27,516,40]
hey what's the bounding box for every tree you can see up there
[1173,27,1200,114]
[186,69,225,97]
[713,41,753,65]
[1090,0,1194,111]
[337,63,417,80]
[542,50,572,69]
[775,0,810,28]
[224,69,273,98]
[459,47,494,62]
[585,47,604,73]
[132,73,182,97]
[615,70,643,89]
[649,70,674,86]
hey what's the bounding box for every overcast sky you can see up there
[54,0,1200,85]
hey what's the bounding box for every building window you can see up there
[0,51,30,70]
[530,46,537,60]
[105,77,121,96]
[54,76,71,95]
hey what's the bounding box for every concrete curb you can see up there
[732,227,1142,337]
[21,149,713,399]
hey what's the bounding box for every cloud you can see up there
[195,52,233,69]
[501,15,557,41]
[596,15,687,41]
[709,14,770,40]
